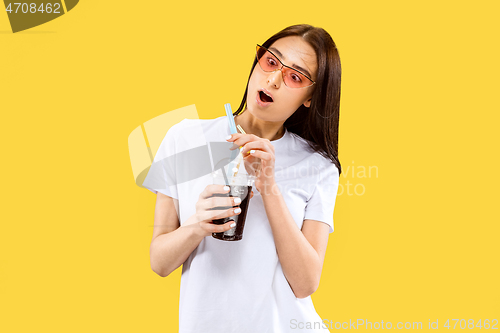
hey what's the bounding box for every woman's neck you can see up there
[234,110,285,141]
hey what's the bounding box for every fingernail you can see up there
[234,197,241,204]
[249,150,255,154]
[223,186,230,191]
[225,135,232,141]
[234,208,241,214]
[230,222,236,228]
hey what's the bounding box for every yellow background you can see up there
[1,1,499,331]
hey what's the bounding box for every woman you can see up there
[145,24,342,332]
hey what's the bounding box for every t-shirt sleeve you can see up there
[303,161,340,233]
[142,123,180,199]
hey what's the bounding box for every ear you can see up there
[303,97,312,108]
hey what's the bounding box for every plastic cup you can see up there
[211,169,255,241]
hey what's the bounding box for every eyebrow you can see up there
[269,46,313,79]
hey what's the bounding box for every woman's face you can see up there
[246,36,318,123]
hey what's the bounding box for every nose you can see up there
[267,69,282,89]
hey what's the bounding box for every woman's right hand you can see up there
[187,185,252,238]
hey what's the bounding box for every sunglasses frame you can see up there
[256,44,316,89]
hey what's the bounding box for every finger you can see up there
[200,184,230,199]
[243,153,259,163]
[250,191,254,199]
[240,140,273,156]
[201,206,241,222]
[205,220,236,233]
[247,149,273,162]
[203,195,242,210]
[226,133,242,142]
[227,133,243,150]
[230,134,260,150]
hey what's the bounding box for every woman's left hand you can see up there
[227,133,276,194]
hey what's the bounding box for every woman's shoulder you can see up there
[165,116,228,149]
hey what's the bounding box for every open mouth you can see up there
[258,90,274,103]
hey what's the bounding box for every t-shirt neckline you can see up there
[270,127,289,145]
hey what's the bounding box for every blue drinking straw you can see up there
[225,103,237,134]
[225,103,239,181]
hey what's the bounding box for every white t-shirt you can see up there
[143,116,339,333]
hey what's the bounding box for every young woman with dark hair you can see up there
[234,24,342,173]
[145,24,342,332]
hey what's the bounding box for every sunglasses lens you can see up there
[256,46,280,72]
[256,45,313,88]
[282,68,310,88]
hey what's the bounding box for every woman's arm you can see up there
[261,184,330,299]
[150,193,204,277]
[150,188,243,277]
[226,133,331,298]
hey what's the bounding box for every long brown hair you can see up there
[234,24,342,174]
